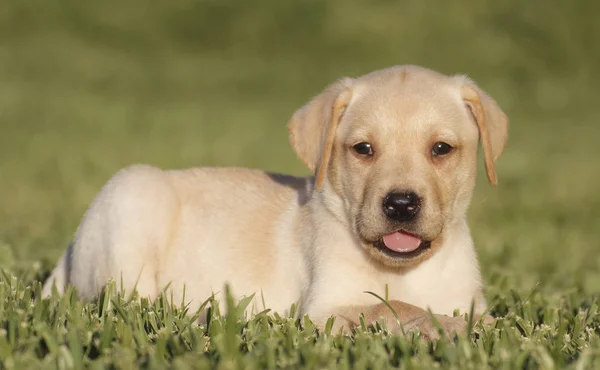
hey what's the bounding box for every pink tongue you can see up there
[381,231,422,253]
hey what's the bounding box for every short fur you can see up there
[43,65,508,337]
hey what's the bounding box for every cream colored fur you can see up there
[43,65,508,338]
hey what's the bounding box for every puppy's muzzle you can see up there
[382,191,421,222]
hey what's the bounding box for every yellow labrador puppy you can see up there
[43,65,507,337]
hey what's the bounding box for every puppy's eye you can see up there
[353,142,374,156]
[431,142,453,156]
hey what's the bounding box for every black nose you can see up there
[382,192,421,221]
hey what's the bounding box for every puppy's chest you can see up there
[382,260,480,315]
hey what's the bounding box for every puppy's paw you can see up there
[401,314,468,340]
[478,314,496,325]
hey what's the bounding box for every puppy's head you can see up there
[288,65,508,268]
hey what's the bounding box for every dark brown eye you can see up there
[432,142,453,156]
[353,142,374,156]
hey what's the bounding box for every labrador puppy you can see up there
[42,65,507,338]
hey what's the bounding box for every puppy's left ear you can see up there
[288,78,354,190]
[459,79,509,186]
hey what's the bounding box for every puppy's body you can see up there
[44,66,507,336]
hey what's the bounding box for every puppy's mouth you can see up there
[372,230,432,259]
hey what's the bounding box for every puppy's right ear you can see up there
[288,78,354,189]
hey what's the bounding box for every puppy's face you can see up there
[330,75,480,266]
[289,66,508,268]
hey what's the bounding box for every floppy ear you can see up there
[288,78,354,190]
[460,79,509,187]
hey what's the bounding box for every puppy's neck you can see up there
[306,181,351,228]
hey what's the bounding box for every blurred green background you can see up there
[1,0,599,295]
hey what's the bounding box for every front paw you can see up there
[401,314,468,340]
[477,314,496,325]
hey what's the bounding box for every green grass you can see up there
[1,277,599,369]
[1,0,600,368]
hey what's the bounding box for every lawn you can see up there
[1,0,600,368]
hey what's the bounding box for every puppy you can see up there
[43,65,507,337]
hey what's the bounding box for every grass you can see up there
[2,277,599,369]
[1,0,600,368]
